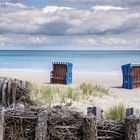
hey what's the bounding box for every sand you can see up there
[0,69,140,113]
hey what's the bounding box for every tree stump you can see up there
[35,110,48,140]
[83,115,97,140]
[125,117,140,140]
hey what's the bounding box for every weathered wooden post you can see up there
[2,78,8,106]
[87,107,103,120]
[0,108,5,140]
[126,108,139,118]
[125,118,140,140]
[35,110,48,140]
[125,108,140,140]
[12,82,18,107]
[83,114,97,140]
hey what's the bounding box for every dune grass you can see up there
[80,82,109,97]
[31,82,109,107]
[104,104,125,120]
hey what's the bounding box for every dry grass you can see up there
[80,82,109,97]
[31,82,109,107]
[104,104,125,120]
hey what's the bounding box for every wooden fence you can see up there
[0,106,140,140]
[0,77,140,140]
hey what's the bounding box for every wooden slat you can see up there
[132,67,140,88]
[7,80,12,106]
[2,78,8,106]
[0,77,5,103]
[0,108,5,140]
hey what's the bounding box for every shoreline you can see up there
[0,68,122,86]
[0,68,121,74]
[0,69,122,87]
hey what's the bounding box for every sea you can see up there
[0,50,139,73]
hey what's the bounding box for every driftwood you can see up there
[4,108,38,140]
[125,117,140,140]
[83,115,97,140]
[47,106,83,140]
[97,120,125,140]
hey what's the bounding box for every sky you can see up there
[0,0,140,50]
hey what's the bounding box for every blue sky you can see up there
[0,0,140,50]
[2,0,93,8]
[14,0,51,8]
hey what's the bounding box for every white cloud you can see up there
[0,2,28,8]
[0,36,11,46]
[28,36,49,44]
[42,6,75,13]
[92,6,128,11]
[1,34,140,48]
[72,36,140,46]
[0,2,139,35]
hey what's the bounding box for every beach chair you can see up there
[50,62,73,85]
[122,63,140,89]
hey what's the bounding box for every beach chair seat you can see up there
[50,62,73,85]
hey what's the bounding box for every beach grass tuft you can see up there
[104,104,125,120]
[80,82,109,97]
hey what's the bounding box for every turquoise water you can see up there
[0,50,139,72]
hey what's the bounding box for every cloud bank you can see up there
[0,2,140,49]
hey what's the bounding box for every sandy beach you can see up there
[0,69,140,113]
